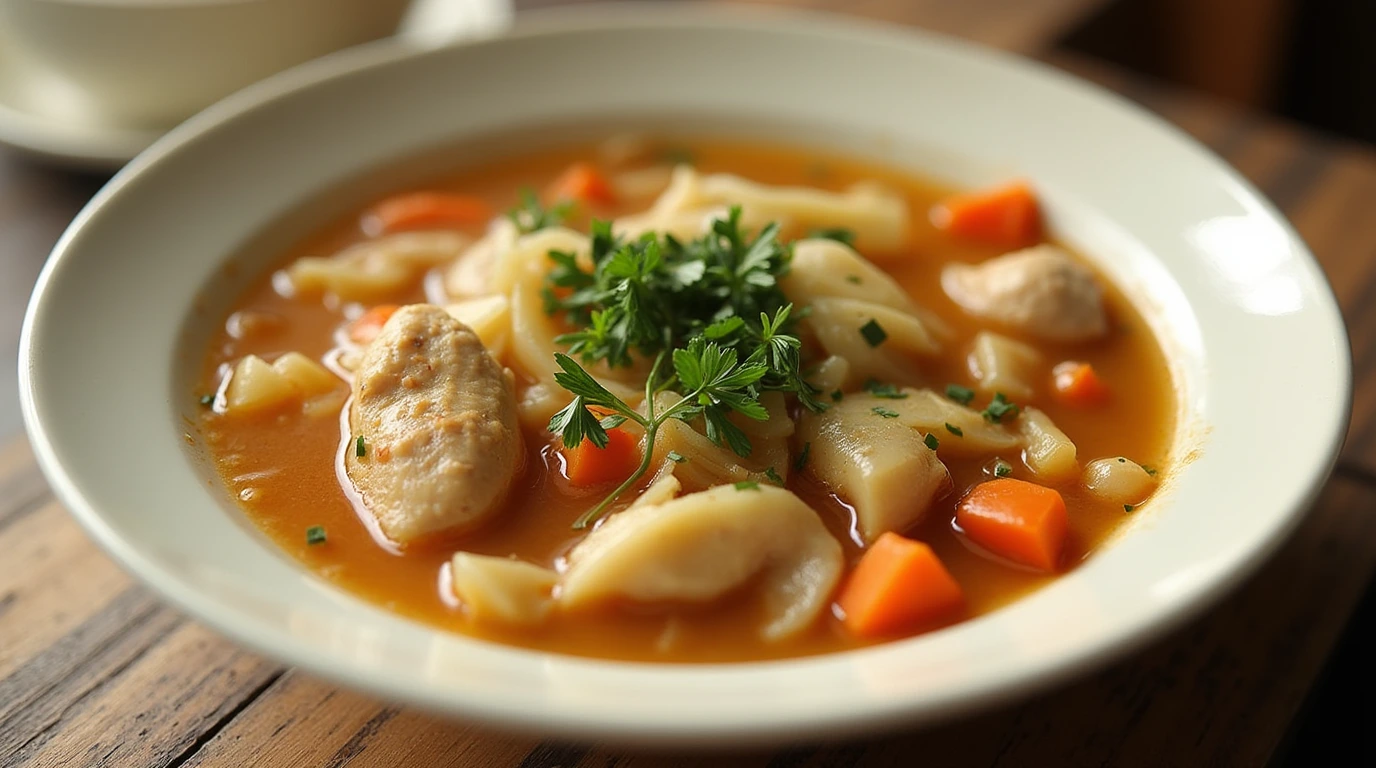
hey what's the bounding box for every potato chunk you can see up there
[450,553,557,626]
[797,396,952,543]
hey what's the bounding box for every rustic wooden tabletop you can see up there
[3,1,1375,766]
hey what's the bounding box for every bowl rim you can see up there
[19,2,1352,745]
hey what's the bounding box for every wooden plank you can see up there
[0,500,135,680]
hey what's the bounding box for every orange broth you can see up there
[195,139,1176,662]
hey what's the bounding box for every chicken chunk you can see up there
[797,397,953,543]
[347,305,523,544]
[941,245,1108,342]
[561,478,844,641]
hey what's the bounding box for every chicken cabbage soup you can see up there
[196,138,1175,663]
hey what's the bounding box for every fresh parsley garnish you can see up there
[993,458,1013,477]
[794,442,811,473]
[981,393,1020,423]
[845,275,861,284]
[354,435,367,458]
[764,467,785,486]
[666,450,687,463]
[863,379,908,399]
[734,480,761,491]
[1124,504,1136,513]
[859,318,888,347]
[508,188,572,234]
[945,422,963,437]
[306,525,327,545]
[809,227,856,247]
[871,406,899,419]
[1143,465,1158,476]
[945,384,975,405]
[924,433,940,450]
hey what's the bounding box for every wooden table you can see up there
[4,1,1376,765]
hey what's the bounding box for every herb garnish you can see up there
[764,467,785,486]
[859,319,888,347]
[993,459,1013,477]
[831,390,844,402]
[863,379,908,399]
[508,188,571,235]
[1124,504,1136,513]
[945,384,975,406]
[809,227,856,247]
[871,406,899,419]
[945,422,964,437]
[666,450,687,463]
[354,435,367,458]
[794,442,811,472]
[306,525,327,545]
[1143,465,1158,476]
[845,275,861,284]
[981,393,1020,423]
[924,433,940,450]
[734,480,761,491]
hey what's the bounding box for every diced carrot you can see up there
[837,532,964,638]
[930,181,1041,249]
[364,192,493,234]
[562,427,639,487]
[544,162,617,207]
[1053,361,1110,406]
[347,304,399,344]
[956,478,1068,572]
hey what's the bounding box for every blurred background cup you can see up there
[0,0,414,130]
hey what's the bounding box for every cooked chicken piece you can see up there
[561,478,844,641]
[941,245,1108,342]
[347,305,523,544]
[450,553,557,626]
[798,397,953,542]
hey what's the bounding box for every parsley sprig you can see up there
[550,337,776,529]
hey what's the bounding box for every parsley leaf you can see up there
[871,406,899,419]
[944,422,964,437]
[734,480,761,491]
[863,379,908,399]
[945,384,975,406]
[808,227,856,247]
[354,435,367,458]
[794,442,811,473]
[859,318,888,347]
[924,433,940,450]
[306,525,327,545]
[666,450,687,463]
[764,467,785,486]
[508,188,571,234]
[993,458,1013,477]
[981,393,1021,423]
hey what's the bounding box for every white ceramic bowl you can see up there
[0,0,412,129]
[19,5,1350,746]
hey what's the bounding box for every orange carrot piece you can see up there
[837,532,964,638]
[545,162,617,207]
[347,304,399,345]
[956,478,1068,572]
[1053,361,1110,406]
[930,181,1041,249]
[562,427,640,487]
[365,192,493,234]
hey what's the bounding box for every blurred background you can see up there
[0,0,1372,763]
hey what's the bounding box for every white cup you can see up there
[0,0,414,129]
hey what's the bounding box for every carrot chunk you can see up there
[545,162,617,207]
[837,532,964,638]
[956,478,1068,572]
[347,304,399,345]
[562,427,640,487]
[1053,361,1110,406]
[365,192,493,234]
[930,181,1041,249]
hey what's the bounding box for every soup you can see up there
[195,138,1175,663]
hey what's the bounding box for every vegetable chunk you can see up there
[956,478,1068,572]
[837,532,964,637]
[930,181,1041,249]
